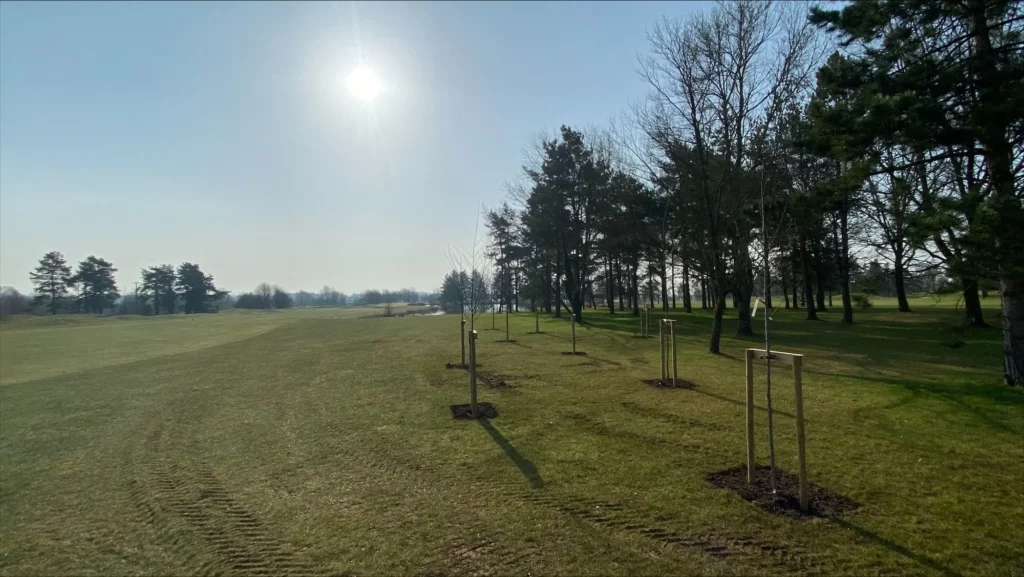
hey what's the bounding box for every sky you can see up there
[0,1,709,297]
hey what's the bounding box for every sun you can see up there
[346,66,381,102]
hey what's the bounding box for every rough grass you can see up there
[1,298,1021,576]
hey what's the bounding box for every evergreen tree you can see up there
[810,0,1024,385]
[175,263,224,314]
[140,264,177,315]
[29,251,72,315]
[70,256,120,314]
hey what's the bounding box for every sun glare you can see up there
[346,66,381,102]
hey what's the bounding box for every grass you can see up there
[0,298,1021,576]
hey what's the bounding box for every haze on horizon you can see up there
[0,1,707,296]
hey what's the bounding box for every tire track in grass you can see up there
[126,420,334,576]
[322,415,823,576]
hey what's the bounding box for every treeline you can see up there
[458,1,1023,385]
[18,251,226,315]
[4,251,434,317]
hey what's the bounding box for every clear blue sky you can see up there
[1,1,707,296]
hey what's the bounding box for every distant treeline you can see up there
[0,251,438,317]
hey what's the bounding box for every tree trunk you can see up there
[554,258,564,318]
[782,261,790,309]
[791,247,799,309]
[648,266,656,309]
[606,256,615,314]
[683,260,692,313]
[709,292,727,354]
[801,235,818,321]
[736,282,754,337]
[968,0,1024,385]
[839,205,853,324]
[894,252,911,312]
[543,260,552,313]
[660,260,669,312]
[1002,278,1024,386]
[671,259,677,309]
[701,277,708,309]
[814,240,828,312]
[626,262,634,315]
[963,278,988,327]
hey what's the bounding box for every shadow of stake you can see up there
[477,418,544,489]
[829,517,964,577]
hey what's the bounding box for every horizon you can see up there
[0,1,709,297]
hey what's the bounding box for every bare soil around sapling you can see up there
[707,465,860,520]
[450,402,498,420]
[641,378,696,389]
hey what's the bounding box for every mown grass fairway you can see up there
[1,299,1022,576]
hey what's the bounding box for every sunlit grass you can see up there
[0,302,1020,576]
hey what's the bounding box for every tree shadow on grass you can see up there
[477,418,544,489]
[829,517,964,577]
[689,387,796,419]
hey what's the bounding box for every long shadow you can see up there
[689,387,797,419]
[477,418,544,489]
[829,517,964,577]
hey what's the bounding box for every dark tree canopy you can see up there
[30,251,72,315]
[175,263,225,314]
[71,256,120,314]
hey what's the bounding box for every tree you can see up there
[639,0,820,351]
[175,263,224,314]
[29,251,72,315]
[0,286,31,316]
[810,0,1024,385]
[70,256,120,314]
[235,293,265,309]
[255,282,273,309]
[439,270,466,314]
[523,125,612,323]
[272,288,293,309]
[141,264,177,315]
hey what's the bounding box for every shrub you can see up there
[851,293,873,309]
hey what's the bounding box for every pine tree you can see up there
[29,251,72,315]
[810,0,1024,385]
[71,256,120,314]
[141,265,177,315]
[175,263,224,314]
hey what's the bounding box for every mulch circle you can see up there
[707,465,860,520]
[641,378,696,389]
[560,351,588,356]
[450,403,498,420]
[444,363,482,369]
[630,335,650,339]
[494,339,518,343]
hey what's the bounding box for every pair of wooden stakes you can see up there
[642,309,810,512]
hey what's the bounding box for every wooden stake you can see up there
[745,348,755,484]
[460,318,466,368]
[571,314,577,354]
[793,355,808,511]
[469,330,478,418]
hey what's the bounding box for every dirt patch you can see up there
[445,363,483,370]
[494,339,518,343]
[707,465,860,520]
[630,335,650,339]
[450,403,498,420]
[641,378,697,389]
[560,351,588,356]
